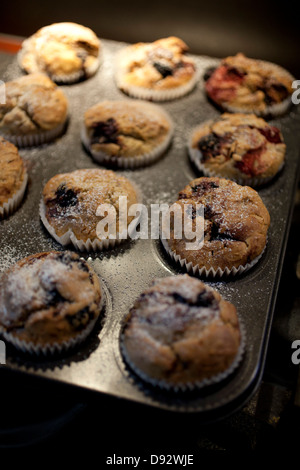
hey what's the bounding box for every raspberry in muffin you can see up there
[82,100,173,168]
[188,113,286,186]
[204,53,294,117]
[115,36,198,101]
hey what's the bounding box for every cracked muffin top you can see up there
[189,113,286,183]
[115,36,197,98]
[82,100,172,160]
[0,251,102,347]
[42,169,138,242]
[204,53,294,116]
[18,22,101,82]
[121,274,241,387]
[0,137,27,208]
[0,73,68,137]
[165,177,270,272]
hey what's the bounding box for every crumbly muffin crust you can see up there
[42,169,138,242]
[0,251,102,346]
[83,100,172,159]
[18,22,101,81]
[122,274,241,386]
[0,137,26,207]
[166,177,270,271]
[0,73,68,137]
[205,53,294,115]
[116,36,197,92]
[189,113,286,182]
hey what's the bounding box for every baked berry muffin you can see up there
[162,177,270,276]
[0,137,28,218]
[40,169,139,251]
[18,22,101,83]
[115,36,198,101]
[0,73,68,147]
[188,113,286,186]
[82,100,173,168]
[121,274,243,390]
[204,53,294,117]
[0,251,103,354]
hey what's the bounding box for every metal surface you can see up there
[1,40,300,418]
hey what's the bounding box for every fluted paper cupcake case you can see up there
[160,236,267,278]
[0,171,28,218]
[120,318,246,392]
[0,119,67,148]
[81,111,174,169]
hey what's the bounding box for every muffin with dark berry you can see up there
[0,251,103,354]
[188,113,286,186]
[121,274,243,390]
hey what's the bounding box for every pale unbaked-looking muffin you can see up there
[0,73,68,147]
[0,251,103,354]
[82,100,173,168]
[121,274,243,390]
[18,22,101,83]
[0,137,28,218]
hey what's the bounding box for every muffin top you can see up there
[83,100,172,159]
[116,36,197,91]
[0,251,102,346]
[190,113,286,181]
[205,53,294,115]
[166,177,270,271]
[122,274,241,386]
[0,137,27,207]
[18,22,101,80]
[42,168,138,242]
[0,73,68,136]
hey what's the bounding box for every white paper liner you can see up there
[0,120,67,148]
[188,146,284,187]
[160,236,267,278]
[0,171,28,218]
[120,311,246,392]
[81,107,174,169]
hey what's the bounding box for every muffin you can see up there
[82,100,173,168]
[115,36,198,101]
[0,251,103,354]
[121,274,243,390]
[40,168,139,251]
[188,113,286,186]
[0,137,28,218]
[162,177,270,277]
[204,53,294,117]
[18,22,101,83]
[0,73,68,147]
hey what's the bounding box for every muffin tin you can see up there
[1,39,300,421]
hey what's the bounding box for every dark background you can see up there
[1,0,300,76]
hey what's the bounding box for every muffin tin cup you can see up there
[188,146,284,187]
[160,236,267,278]
[81,109,174,169]
[0,171,28,219]
[0,120,68,148]
[120,318,246,393]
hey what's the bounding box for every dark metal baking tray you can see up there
[1,40,300,420]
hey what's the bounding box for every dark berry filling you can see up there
[197,133,230,161]
[210,221,234,242]
[263,82,289,105]
[54,184,78,208]
[191,180,219,194]
[153,62,173,78]
[172,290,216,308]
[203,66,217,82]
[256,125,282,144]
[235,147,264,176]
[47,287,66,307]
[91,118,119,145]
[66,306,94,330]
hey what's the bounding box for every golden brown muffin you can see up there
[0,73,68,147]
[0,251,103,353]
[164,177,270,274]
[82,100,173,167]
[204,53,294,117]
[189,113,286,185]
[18,22,101,83]
[121,274,242,388]
[40,168,139,250]
[0,137,28,217]
[115,36,198,100]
